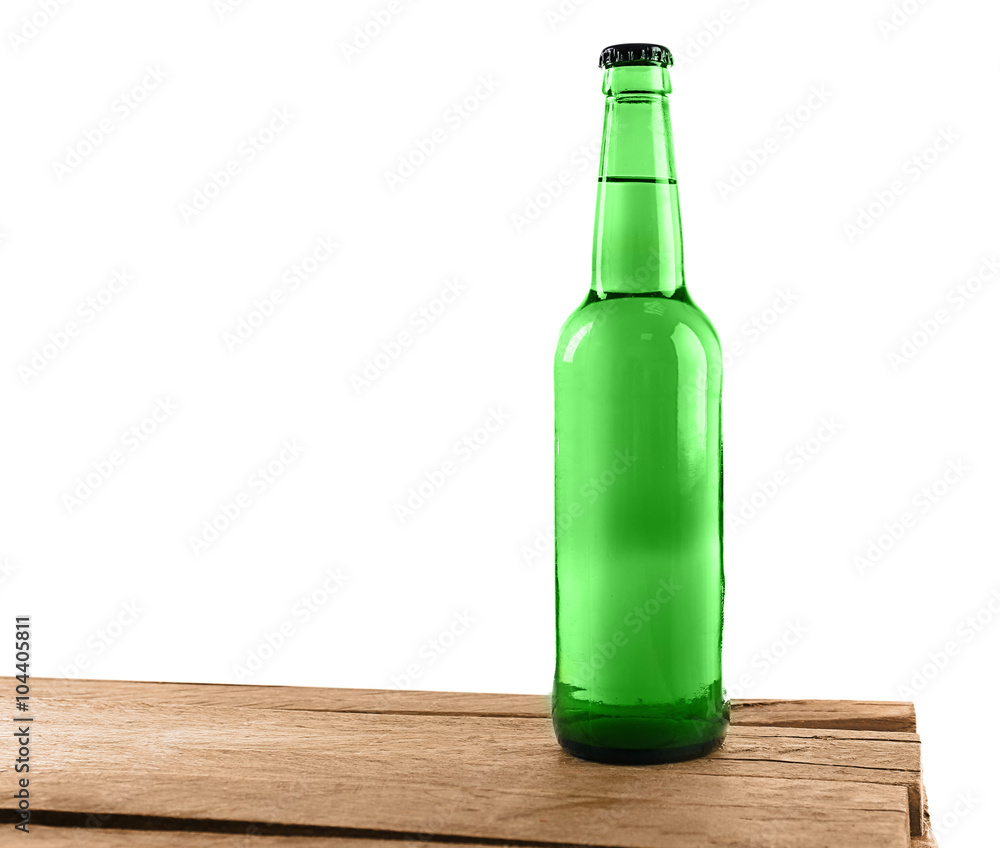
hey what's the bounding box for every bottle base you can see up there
[551,692,730,765]
[557,728,726,765]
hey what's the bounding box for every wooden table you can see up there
[2,678,936,847]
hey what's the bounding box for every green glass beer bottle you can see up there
[552,43,728,764]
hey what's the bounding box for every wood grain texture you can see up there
[0,678,933,848]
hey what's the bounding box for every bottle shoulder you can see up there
[555,289,720,359]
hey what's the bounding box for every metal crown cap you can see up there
[599,43,673,69]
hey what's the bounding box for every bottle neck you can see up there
[591,65,685,298]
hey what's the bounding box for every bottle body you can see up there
[552,46,727,764]
[553,289,727,762]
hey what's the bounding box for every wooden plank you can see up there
[26,677,550,717]
[28,774,912,848]
[19,697,912,848]
[24,678,917,731]
[732,699,917,733]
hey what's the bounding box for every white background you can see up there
[1,0,997,843]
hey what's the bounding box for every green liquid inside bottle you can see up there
[552,46,728,764]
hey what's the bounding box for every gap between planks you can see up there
[22,677,918,732]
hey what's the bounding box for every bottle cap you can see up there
[598,43,673,69]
